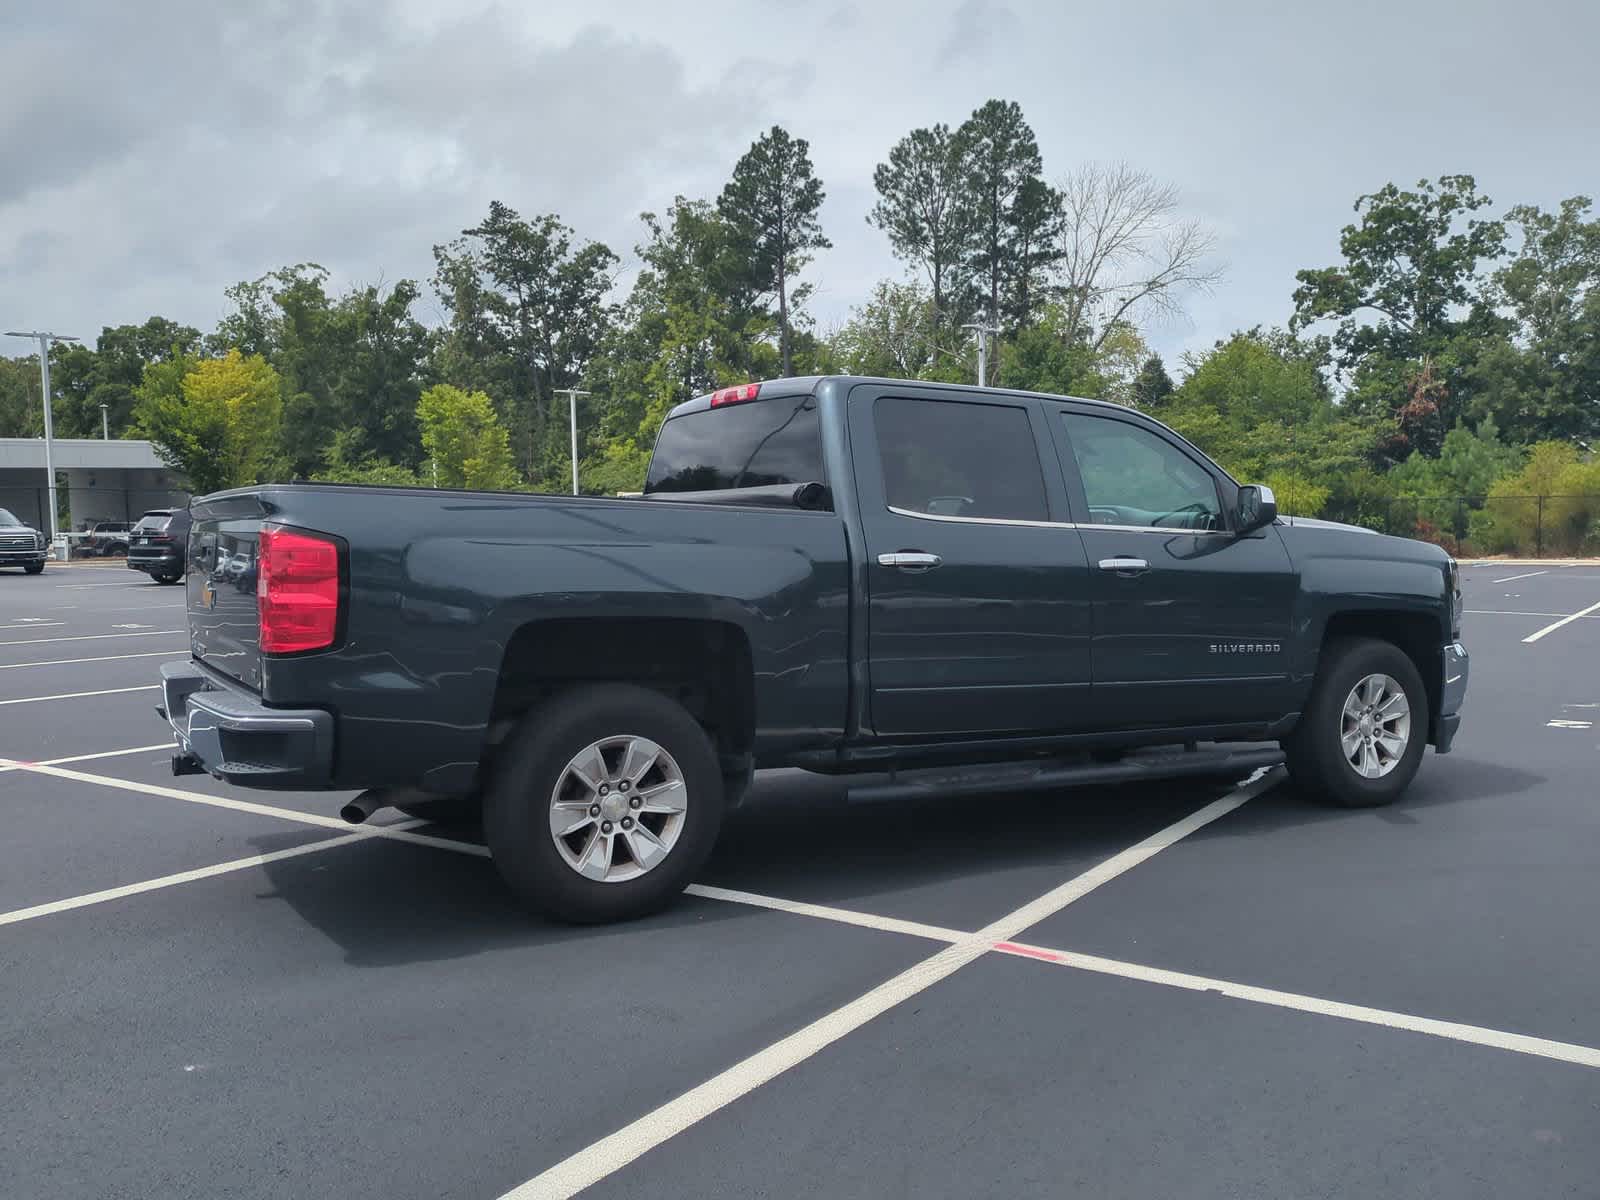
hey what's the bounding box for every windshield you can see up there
[0,509,21,526]
[645,394,824,495]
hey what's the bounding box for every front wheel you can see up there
[484,684,726,923]
[155,570,183,585]
[1283,637,1428,808]
[23,563,44,575]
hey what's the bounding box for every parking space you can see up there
[4,565,1599,1198]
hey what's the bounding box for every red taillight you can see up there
[257,525,340,654]
[709,382,761,407]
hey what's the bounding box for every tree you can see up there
[718,125,831,377]
[869,123,976,340]
[432,202,616,484]
[0,355,43,437]
[1469,196,1600,444]
[1291,175,1507,455]
[1388,415,1522,498]
[831,280,953,379]
[1054,163,1222,350]
[47,316,203,439]
[955,100,1048,375]
[582,199,762,494]
[417,384,519,491]
[133,351,283,495]
[1130,353,1175,409]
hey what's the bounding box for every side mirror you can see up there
[1236,484,1277,535]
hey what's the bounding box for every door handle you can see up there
[1098,556,1149,574]
[878,551,942,570]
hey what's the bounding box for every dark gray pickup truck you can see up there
[159,376,1467,921]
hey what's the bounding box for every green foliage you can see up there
[869,123,976,339]
[311,431,420,486]
[1469,442,1600,553]
[417,384,519,491]
[432,202,617,486]
[1130,353,1174,409]
[133,350,283,495]
[1387,416,1523,498]
[0,355,43,437]
[1158,330,1382,509]
[718,125,831,377]
[831,280,947,379]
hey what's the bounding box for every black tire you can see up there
[395,795,483,827]
[23,563,44,575]
[485,684,725,923]
[1283,636,1428,808]
[156,570,183,585]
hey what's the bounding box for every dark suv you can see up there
[127,508,191,584]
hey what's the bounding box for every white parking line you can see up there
[684,883,967,943]
[0,649,181,671]
[0,743,176,772]
[499,773,1280,1200]
[0,685,159,707]
[990,943,1600,1071]
[1492,570,1548,583]
[0,834,373,928]
[0,629,185,647]
[0,621,65,630]
[0,759,492,857]
[1523,599,1600,644]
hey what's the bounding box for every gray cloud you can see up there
[2,0,1597,369]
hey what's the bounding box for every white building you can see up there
[0,438,187,532]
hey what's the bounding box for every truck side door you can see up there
[1051,405,1298,729]
[848,386,1094,737]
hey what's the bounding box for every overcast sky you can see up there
[4,0,1597,369]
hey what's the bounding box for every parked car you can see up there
[159,376,1468,923]
[127,508,191,584]
[0,508,48,575]
[85,521,132,556]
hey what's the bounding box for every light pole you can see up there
[554,388,591,495]
[961,320,999,387]
[100,402,109,440]
[5,330,80,542]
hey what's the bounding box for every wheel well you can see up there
[1321,611,1443,734]
[489,617,756,763]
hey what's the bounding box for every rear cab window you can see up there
[645,393,825,498]
[134,512,173,532]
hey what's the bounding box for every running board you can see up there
[845,745,1285,804]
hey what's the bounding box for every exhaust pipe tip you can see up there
[340,790,387,825]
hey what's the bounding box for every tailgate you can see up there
[187,495,266,691]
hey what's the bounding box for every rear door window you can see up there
[645,395,824,495]
[874,396,1048,522]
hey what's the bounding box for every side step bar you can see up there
[846,745,1285,805]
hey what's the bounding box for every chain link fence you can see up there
[1321,494,1600,558]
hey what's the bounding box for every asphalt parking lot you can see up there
[4,560,1599,1199]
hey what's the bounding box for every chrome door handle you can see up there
[1098,556,1149,573]
[878,551,942,570]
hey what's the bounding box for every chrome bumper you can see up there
[1435,641,1468,752]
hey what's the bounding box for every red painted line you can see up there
[993,941,1067,964]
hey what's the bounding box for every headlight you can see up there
[34,532,45,550]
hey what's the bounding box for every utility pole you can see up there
[554,388,592,495]
[961,320,1000,387]
[100,402,109,440]
[5,330,80,542]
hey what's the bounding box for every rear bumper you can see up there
[161,659,335,788]
[129,550,181,573]
[1433,641,1468,753]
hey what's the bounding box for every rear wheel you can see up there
[1283,637,1428,808]
[155,569,183,585]
[485,684,725,923]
